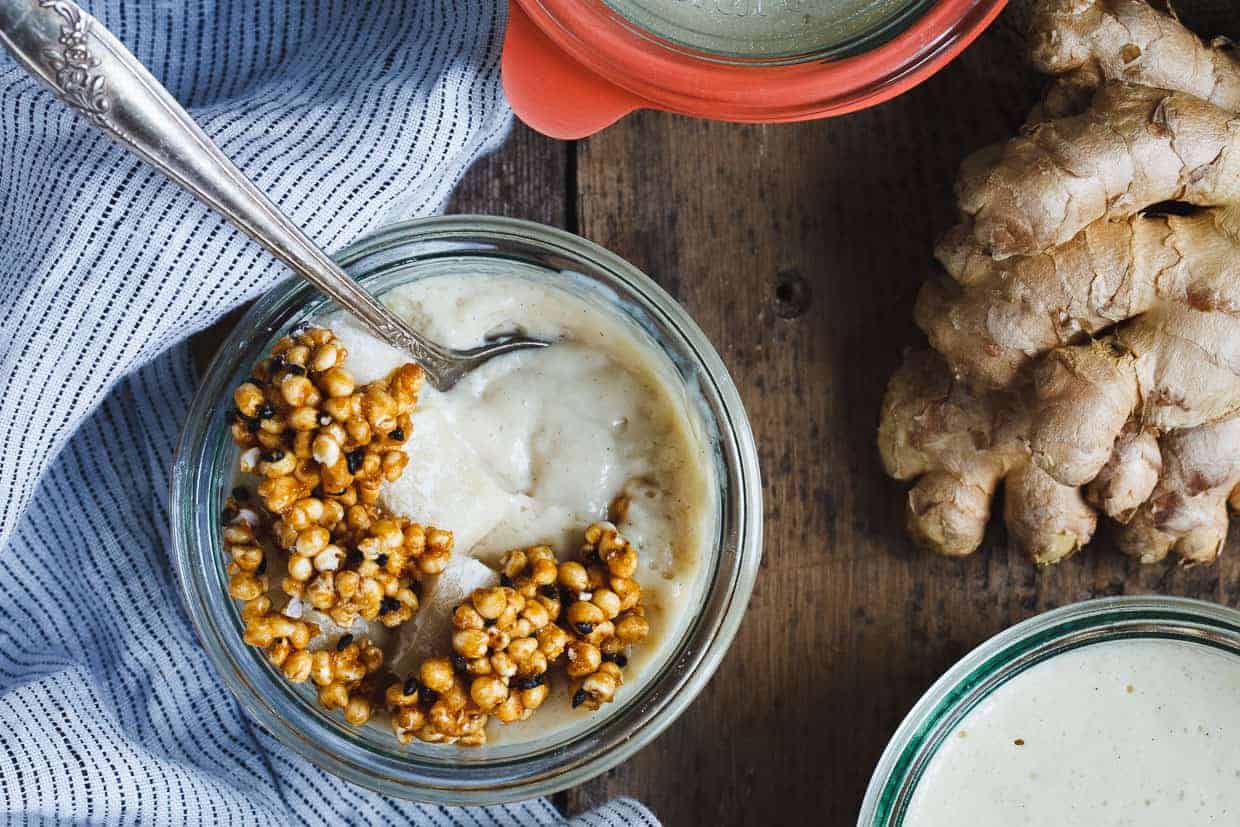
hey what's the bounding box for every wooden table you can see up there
[444,7,1240,825]
[196,4,1240,824]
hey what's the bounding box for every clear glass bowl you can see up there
[170,215,763,804]
[858,596,1240,825]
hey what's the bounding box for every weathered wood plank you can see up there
[447,122,569,227]
[567,10,1240,826]
[185,6,1240,820]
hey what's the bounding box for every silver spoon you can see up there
[0,0,548,391]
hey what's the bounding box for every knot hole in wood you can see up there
[773,269,811,320]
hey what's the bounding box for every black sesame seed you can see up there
[336,634,354,651]
[346,449,364,474]
[380,596,400,614]
[260,449,284,463]
[256,557,268,576]
[245,418,261,434]
[231,486,249,501]
[284,364,306,376]
[500,574,514,588]
[376,553,389,567]
[540,585,559,599]
[317,413,333,427]
[258,404,277,419]
[483,617,496,627]
[571,689,588,709]
[221,506,238,524]
[451,654,468,673]
[312,485,325,498]
[388,428,405,441]
[574,622,594,636]
[603,653,628,667]
[231,408,260,429]
[271,354,287,371]
[345,549,363,567]
[421,687,439,705]
[403,676,419,696]
[513,673,546,691]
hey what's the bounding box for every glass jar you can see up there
[858,596,1240,826]
[502,0,1007,137]
[170,215,763,804]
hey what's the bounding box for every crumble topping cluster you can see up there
[385,524,650,746]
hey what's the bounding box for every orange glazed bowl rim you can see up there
[510,0,1007,122]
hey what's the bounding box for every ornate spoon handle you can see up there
[0,0,486,389]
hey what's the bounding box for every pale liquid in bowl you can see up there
[905,638,1240,826]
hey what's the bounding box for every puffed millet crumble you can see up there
[223,328,652,743]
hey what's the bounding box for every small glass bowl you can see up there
[170,216,763,804]
[858,596,1240,826]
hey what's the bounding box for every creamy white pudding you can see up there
[904,638,1240,826]
[301,272,718,742]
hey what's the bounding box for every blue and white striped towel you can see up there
[0,1,656,823]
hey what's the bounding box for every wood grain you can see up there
[562,9,1240,826]
[446,122,569,227]
[189,4,1240,822]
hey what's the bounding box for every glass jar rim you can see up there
[858,596,1240,826]
[170,215,764,803]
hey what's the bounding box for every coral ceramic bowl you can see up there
[502,0,1006,137]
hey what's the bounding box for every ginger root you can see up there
[879,0,1240,565]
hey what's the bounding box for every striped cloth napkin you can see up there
[0,1,655,823]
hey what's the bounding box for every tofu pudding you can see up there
[225,272,717,746]
[329,275,716,739]
[906,639,1240,826]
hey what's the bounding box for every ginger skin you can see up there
[879,352,1095,565]
[1118,416,1240,563]
[879,0,1240,564]
[1030,0,1240,112]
